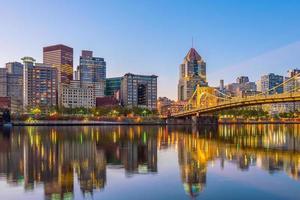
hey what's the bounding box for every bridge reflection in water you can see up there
[0,125,300,199]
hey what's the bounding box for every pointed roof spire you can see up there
[185,48,202,62]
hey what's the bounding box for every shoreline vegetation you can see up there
[6,106,300,125]
[9,117,300,126]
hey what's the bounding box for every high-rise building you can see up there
[219,80,224,91]
[22,57,58,111]
[121,73,157,110]
[43,44,73,84]
[105,77,122,96]
[280,69,300,112]
[225,76,257,97]
[236,76,249,84]
[0,68,7,97]
[61,80,95,108]
[178,48,207,101]
[6,62,23,112]
[78,50,106,82]
[260,73,283,94]
[0,62,24,113]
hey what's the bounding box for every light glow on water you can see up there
[0,124,300,200]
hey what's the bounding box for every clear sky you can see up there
[1,0,300,100]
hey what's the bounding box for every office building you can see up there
[225,76,257,97]
[61,80,95,108]
[280,69,300,112]
[78,50,106,82]
[22,57,58,111]
[43,44,73,84]
[260,73,283,94]
[6,62,23,112]
[105,77,122,96]
[121,73,157,110]
[178,48,207,101]
[236,76,249,84]
[219,80,225,91]
[0,68,7,97]
[0,62,24,113]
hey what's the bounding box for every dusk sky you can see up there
[1,0,300,100]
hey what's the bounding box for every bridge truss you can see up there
[173,73,300,117]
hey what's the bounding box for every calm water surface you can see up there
[0,125,300,200]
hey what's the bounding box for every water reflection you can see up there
[0,124,300,199]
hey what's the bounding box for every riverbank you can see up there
[9,119,300,126]
[219,118,300,124]
[12,120,166,126]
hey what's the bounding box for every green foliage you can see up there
[55,106,157,117]
[219,108,269,119]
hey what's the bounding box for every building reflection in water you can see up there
[0,124,300,199]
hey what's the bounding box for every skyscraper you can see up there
[178,48,207,101]
[6,62,23,112]
[0,68,7,97]
[43,44,73,84]
[22,57,58,111]
[121,73,157,110]
[78,50,106,82]
[77,50,106,98]
[236,76,249,84]
[260,73,283,94]
[0,62,24,113]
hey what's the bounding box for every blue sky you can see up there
[1,0,300,100]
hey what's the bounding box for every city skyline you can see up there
[2,1,300,99]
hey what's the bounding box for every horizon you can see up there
[1,0,300,100]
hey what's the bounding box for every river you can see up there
[0,124,300,200]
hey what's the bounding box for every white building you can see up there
[61,80,95,108]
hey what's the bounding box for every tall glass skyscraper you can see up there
[78,50,106,82]
[178,48,207,101]
[260,73,284,95]
[6,62,23,112]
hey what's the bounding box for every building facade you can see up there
[6,62,23,112]
[0,68,7,97]
[43,44,73,84]
[78,50,106,82]
[61,80,95,108]
[0,62,24,113]
[105,77,122,96]
[260,73,284,94]
[178,48,207,101]
[22,57,58,111]
[121,73,157,110]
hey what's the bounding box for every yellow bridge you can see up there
[170,73,300,118]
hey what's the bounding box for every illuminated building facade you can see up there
[43,44,73,84]
[178,48,207,101]
[22,57,58,111]
[6,62,23,112]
